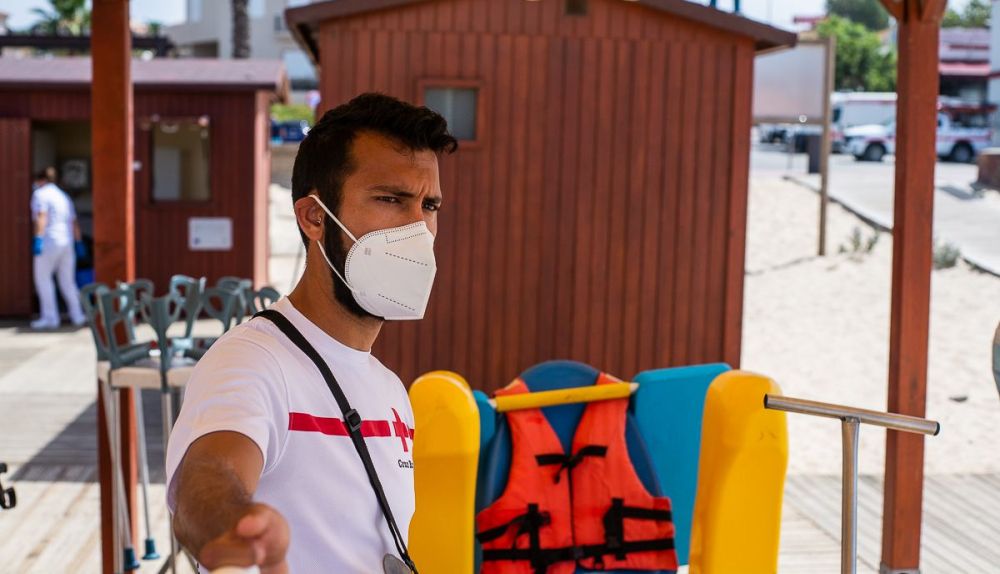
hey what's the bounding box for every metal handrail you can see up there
[764,395,940,436]
[764,394,940,574]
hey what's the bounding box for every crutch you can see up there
[102,377,142,572]
[160,379,178,574]
[764,395,940,574]
[133,388,160,560]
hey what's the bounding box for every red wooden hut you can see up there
[286,0,796,389]
[0,57,288,317]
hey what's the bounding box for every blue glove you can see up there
[32,237,43,256]
[74,240,86,260]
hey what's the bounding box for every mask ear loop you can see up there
[311,194,360,293]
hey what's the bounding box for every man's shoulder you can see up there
[199,317,292,366]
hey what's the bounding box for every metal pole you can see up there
[841,417,860,574]
[819,34,836,256]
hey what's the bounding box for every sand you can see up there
[742,175,1000,475]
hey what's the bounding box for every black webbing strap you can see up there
[534,445,608,483]
[476,505,551,544]
[602,498,674,560]
[481,539,674,565]
[477,503,552,574]
[254,309,418,573]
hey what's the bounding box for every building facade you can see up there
[167,0,317,95]
[0,57,287,317]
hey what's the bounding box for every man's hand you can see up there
[199,504,290,574]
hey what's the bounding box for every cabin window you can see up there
[151,117,212,202]
[566,0,588,16]
[189,0,202,22]
[249,0,265,19]
[424,87,479,142]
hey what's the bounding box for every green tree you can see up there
[31,0,90,35]
[826,0,890,31]
[942,0,990,28]
[818,15,897,92]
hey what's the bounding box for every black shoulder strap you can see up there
[254,309,418,573]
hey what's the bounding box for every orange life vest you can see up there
[476,374,679,574]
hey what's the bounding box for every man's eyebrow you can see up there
[369,184,415,197]
[369,184,442,204]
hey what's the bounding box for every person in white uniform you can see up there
[30,167,86,329]
[167,93,458,573]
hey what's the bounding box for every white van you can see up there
[831,92,897,152]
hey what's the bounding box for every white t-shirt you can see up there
[30,182,77,246]
[166,297,416,573]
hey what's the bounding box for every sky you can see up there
[1,0,977,31]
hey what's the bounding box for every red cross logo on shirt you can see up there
[391,408,411,453]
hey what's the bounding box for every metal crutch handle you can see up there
[764,394,940,574]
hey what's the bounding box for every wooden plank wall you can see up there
[317,0,755,390]
[0,89,268,315]
[0,118,34,316]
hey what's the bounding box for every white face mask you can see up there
[311,194,437,320]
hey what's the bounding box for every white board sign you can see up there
[753,42,828,123]
[189,217,233,251]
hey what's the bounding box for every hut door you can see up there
[0,118,33,317]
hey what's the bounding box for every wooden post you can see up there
[818,34,835,256]
[91,1,137,572]
[877,1,946,572]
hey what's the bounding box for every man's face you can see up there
[319,131,443,319]
[336,131,443,238]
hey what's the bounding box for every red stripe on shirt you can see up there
[288,412,413,439]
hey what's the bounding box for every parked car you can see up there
[845,105,993,163]
[271,119,311,143]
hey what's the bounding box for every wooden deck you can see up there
[0,325,996,572]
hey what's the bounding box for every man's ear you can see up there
[294,194,326,243]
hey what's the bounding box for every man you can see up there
[30,167,86,329]
[167,93,457,573]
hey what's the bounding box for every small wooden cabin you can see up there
[0,57,288,317]
[286,0,795,389]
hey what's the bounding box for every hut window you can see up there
[189,0,203,22]
[151,117,211,202]
[424,87,478,141]
[565,0,588,16]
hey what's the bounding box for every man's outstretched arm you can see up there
[172,431,289,573]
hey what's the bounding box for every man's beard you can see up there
[323,221,381,321]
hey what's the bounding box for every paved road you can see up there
[752,146,1000,275]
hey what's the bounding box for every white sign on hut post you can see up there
[753,38,835,256]
[189,217,233,251]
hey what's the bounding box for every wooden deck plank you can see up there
[783,474,1000,573]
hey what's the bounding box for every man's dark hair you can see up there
[291,92,458,246]
[34,167,57,183]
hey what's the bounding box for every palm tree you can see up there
[232,0,250,58]
[31,0,90,36]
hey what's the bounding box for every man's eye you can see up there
[423,202,440,212]
[377,196,401,204]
